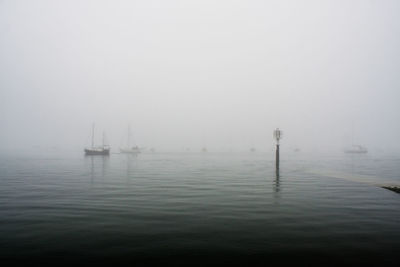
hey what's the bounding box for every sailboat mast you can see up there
[91,123,95,148]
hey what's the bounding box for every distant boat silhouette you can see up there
[344,145,368,154]
[84,124,110,155]
[345,124,367,154]
[120,125,140,154]
[120,146,140,154]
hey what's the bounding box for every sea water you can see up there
[0,151,399,265]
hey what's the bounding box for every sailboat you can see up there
[120,125,140,154]
[344,124,367,154]
[344,145,368,154]
[84,124,110,155]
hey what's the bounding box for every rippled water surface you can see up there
[1,151,399,265]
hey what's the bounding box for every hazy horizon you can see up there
[1,0,400,154]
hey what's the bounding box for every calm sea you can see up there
[0,151,399,265]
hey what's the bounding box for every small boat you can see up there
[84,146,110,155]
[84,124,110,155]
[120,125,140,154]
[120,146,141,154]
[344,145,368,154]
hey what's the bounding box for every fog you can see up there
[1,0,400,153]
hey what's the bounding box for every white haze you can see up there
[1,0,400,153]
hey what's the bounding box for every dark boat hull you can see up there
[84,148,110,155]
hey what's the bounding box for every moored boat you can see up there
[344,145,368,154]
[84,124,110,155]
[120,125,141,154]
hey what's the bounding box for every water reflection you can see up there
[273,169,281,202]
[274,169,280,193]
[85,155,109,184]
[345,152,369,178]
[125,154,138,181]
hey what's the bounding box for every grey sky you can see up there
[1,0,400,153]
